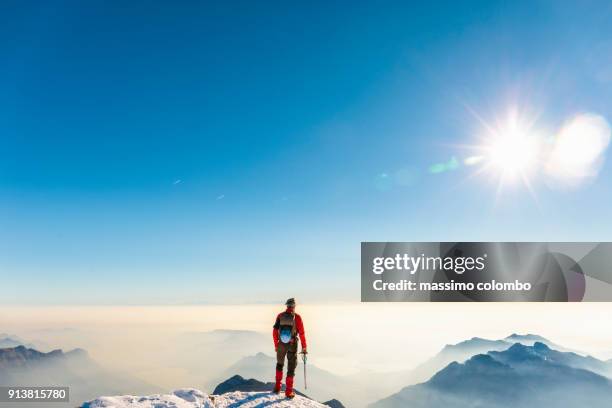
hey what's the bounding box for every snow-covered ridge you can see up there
[82,389,327,408]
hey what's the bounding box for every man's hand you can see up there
[301,347,308,354]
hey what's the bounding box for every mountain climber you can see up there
[272,297,307,399]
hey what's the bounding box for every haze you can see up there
[2,302,612,390]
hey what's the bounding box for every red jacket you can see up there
[273,309,307,349]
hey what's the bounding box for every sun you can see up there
[463,109,544,198]
[484,120,540,181]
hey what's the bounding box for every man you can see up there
[272,298,307,399]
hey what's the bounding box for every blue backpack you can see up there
[279,312,296,344]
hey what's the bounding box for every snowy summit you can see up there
[82,389,327,408]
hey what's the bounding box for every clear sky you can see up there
[1,1,611,304]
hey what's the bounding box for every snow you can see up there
[82,389,327,408]
[214,391,325,408]
[81,389,214,408]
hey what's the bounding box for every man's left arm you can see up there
[296,314,307,352]
[273,315,280,351]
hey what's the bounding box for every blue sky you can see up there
[1,1,612,304]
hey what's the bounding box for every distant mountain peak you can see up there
[507,342,529,351]
[500,342,544,362]
[505,341,550,356]
[533,341,550,352]
[0,345,65,363]
[66,348,89,358]
[466,353,501,366]
[0,345,95,371]
[505,333,549,342]
[441,337,508,352]
[0,334,36,349]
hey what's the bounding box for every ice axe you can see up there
[300,350,308,389]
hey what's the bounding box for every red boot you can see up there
[273,370,282,394]
[285,375,295,399]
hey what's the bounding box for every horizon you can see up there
[3,302,612,379]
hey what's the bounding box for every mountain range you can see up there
[0,345,160,408]
[370,342,612,408]
[4,331,612,408]
[203,332,612,407]
[396,332,580,384]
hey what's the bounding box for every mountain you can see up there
[0,333,36,349]
[321,399,346,408]
[504,333,551,344]
[408,333,583,384]
[82,388,329,408]
[0,345,64,370]
[212,375,345,407]
[353,332,584,397]
[407,337,511,383]
[212,374,306,397]
[370,342,612,408]
[213,352,367,407]
[0,346,160,408]
[348,335,517,399]
[503,333,576,353]
[490,342,612,377]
